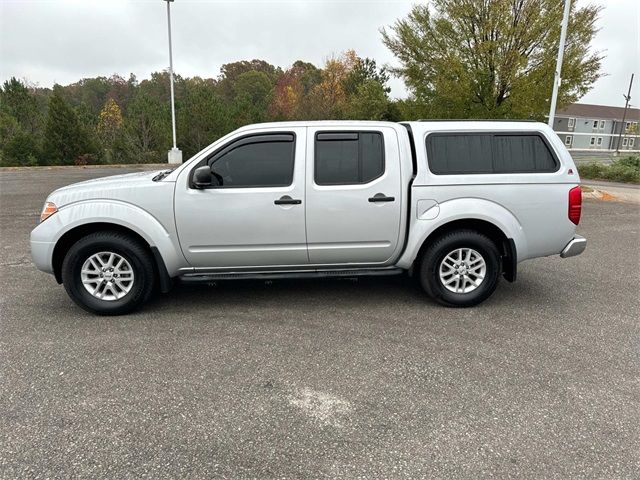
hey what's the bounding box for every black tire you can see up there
[61,231,156,315]
[419,229,501,307]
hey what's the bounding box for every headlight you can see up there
[40,202,58,222]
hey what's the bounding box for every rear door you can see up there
[174,128,308,269]
[305,126,403,265]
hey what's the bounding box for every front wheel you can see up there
[61,232,156,315]
[419,230,501,307]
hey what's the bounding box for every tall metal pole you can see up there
[615,73,634,155]
[166,0,177,150]
[548,0,571,127]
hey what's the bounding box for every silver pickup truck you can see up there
[31,120,586,315]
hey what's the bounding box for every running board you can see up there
[179,268,405,283]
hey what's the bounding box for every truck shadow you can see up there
[142,272,554,316]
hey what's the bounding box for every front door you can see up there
[305,126,403,265]
[175,128,308,269]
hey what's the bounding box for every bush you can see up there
[578,156,640,184]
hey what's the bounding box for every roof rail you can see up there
[416,119,538,122]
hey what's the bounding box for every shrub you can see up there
[578,156,640,184]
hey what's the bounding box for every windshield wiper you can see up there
[152,170,174,182]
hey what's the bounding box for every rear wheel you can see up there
[419,230,501,307]
[61,231,155,315]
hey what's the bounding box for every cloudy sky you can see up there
[1,0,638,107]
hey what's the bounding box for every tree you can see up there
[178,77,230,157]
[381,0,603,119]
[42,86,95,165]
[97,98,124,145]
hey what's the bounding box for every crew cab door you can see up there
[305,126,403,265]
[174,128,308,269]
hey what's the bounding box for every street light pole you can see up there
[548,0,571,127]
[615,73,634,155]
[165,0,182,164]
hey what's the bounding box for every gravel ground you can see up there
[1,168,639,479]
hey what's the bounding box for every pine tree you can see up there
[43,86,93,164]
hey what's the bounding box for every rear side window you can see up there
[315,131,384,185]
[207,134,295,188]
[426,133,558,174]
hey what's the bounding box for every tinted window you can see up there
[315,132,384,185]
[426,133,558,174]
[428,134,493,174]
[209,135,295,187]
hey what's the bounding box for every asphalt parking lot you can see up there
[1,167,639,479]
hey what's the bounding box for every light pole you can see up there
[615,73,634,155]
[548,0,571,127]
[165,0,182,164]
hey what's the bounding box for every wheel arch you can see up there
[51,222,173,292]
[412,218,517,282]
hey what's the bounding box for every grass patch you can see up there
[579,156,640,184]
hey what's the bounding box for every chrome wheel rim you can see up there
[439,248,486,294]
[81,251,134,301]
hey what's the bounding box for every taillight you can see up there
[568,186,582,225]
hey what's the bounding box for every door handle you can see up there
[274,195,302,205]
[368,193,395,203]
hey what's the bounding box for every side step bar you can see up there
[179,268,405,283]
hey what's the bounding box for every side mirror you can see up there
[193,165,213,188]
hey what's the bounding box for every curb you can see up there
[0,164,168,171]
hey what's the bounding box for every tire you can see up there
[61,231,156,315]
[419,229,501,308]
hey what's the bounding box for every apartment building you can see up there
[552,103,639,151]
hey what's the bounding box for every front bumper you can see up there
[560,235,587,258]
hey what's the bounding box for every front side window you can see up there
[205,134,295,188]
[425,133,558,175]
[315,131,384,185]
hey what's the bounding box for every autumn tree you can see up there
[97,98,124,145]
[270,61,322,120]
[382,0,603,119]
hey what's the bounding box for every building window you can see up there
[599,120,605,129]
[626,122,631,131]
[592,120,598,128]
[565,136,572,146]
[589,137,596,146]
[630,138,635,148]
[568,118,575,128]
[597,137,603,146]
[622,138,628,147]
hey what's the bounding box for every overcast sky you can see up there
[1,0,638,107]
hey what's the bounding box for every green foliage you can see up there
[382,0,602,119]
[42,86,97,165]
[579,157,640,184]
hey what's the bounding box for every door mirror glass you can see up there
[193,165,213,188]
